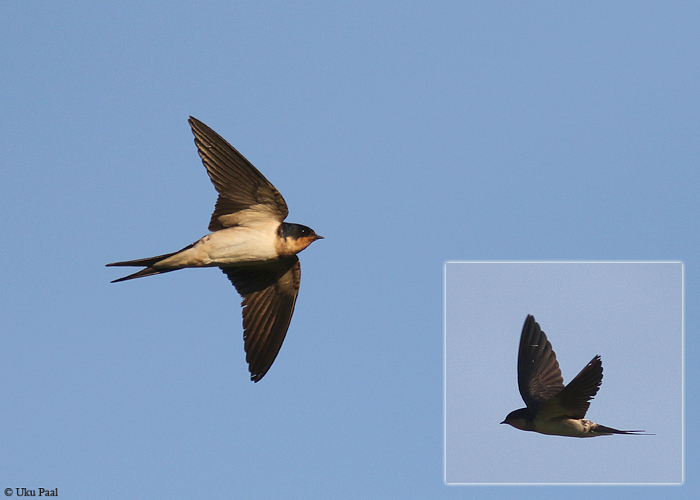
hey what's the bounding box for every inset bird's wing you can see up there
[537,355,603,420]
[189,117,289,231]
[518,315,565,410]
[221,257,300,382]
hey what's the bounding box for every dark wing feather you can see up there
[517,315,565,410]
[188,117,288,231]
[221,257,300,382]
[539,355,603,420]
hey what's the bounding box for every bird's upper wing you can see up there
[537,355,603,420]
[221,257,300,382]
[517,315,565,410]
[188,117,289,232]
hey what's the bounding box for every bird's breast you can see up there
[152,224,282,269]
[204,225,281,265]
[533,418,594,437]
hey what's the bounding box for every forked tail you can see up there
[595,424,653,436]
[106,250,182,283]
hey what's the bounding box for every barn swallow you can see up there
[500,315,649,437]
[107,117,323,382]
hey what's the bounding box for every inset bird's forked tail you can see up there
[106,251,181,283]
[595,424,653,436]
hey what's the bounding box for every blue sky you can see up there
[1,2,698,499]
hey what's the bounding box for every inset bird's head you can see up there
[277,223,324,256]
[501,408,532,431]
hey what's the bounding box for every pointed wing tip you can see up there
[522,314,541,336]
[586,355,603,374]
[188,116,208,135]
[250,370,270,383]
[188,116,202,132]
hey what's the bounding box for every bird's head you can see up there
[277,223,323,256]
[500,408,533,431]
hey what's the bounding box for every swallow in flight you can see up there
[107,117,323,382]
[501,314,649,437]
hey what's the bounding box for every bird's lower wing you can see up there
[221,257,300,382]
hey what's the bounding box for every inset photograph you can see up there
[444,261,682,484]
